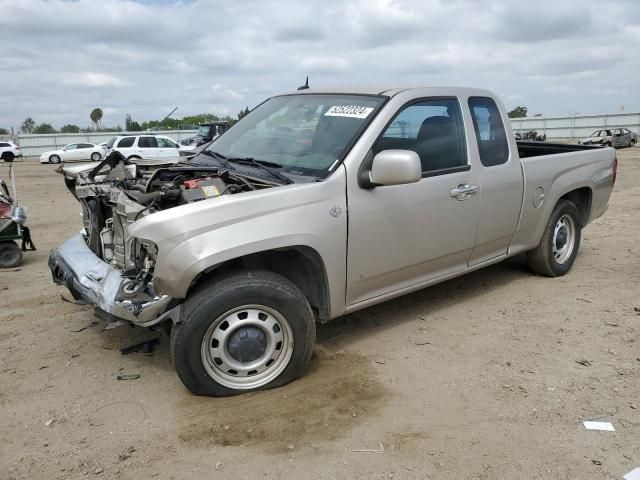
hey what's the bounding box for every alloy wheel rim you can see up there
[552,214,576,264]
[200,305,294,390]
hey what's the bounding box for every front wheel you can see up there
[3,153,14,162]
[90,152,102,161]
[170,270,316,397]
[49,155,61,164]
[527,199,581,277]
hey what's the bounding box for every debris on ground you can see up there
[103,320,128,331]
[576,359,592,367]
[118,446,135,461]
[583,421,615,431]
[117,374,141,381]
[70,326,87,333]
[591,459,602,466]
[44,418,55,427]
[352,442,385,454]
[120,338,160,355]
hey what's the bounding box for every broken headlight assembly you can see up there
[135,238,158,271]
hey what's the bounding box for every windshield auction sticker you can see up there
[324,105,374,119]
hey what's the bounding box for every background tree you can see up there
[125,114,142,132]
[508,106,528,118]
[90,108,103,130]
[33,123,57,134]
[21,117,35,134]
[237,107,250,121]
[60,124,81,133]
[0,128,8,135]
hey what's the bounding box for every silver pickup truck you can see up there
[49,87,616,396]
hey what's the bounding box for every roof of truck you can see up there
[282,86,493,98]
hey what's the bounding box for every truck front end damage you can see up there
[49,234,179,326]
[49,152,277,326]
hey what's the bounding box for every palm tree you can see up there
[90,108,103,131]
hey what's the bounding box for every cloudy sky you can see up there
[0,0,638,130]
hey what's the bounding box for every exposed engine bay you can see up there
[64,152,277,280]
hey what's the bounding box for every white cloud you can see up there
[0,0,638,128]
[63,73,134,88]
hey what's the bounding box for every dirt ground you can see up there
[1,149,639,480]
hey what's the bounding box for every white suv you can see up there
[111,134,189,160]
[0,141,22,162]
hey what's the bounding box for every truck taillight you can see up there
[612,157,618,186]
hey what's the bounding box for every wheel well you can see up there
[560,187,592,226]
[188,247,331,322]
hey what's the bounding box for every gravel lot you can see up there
[1,149,639,480]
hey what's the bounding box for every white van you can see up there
[111,134,190,160]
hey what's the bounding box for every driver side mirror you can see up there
[360,150,422,189]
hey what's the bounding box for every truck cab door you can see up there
[346,97,480,306]
[467,97,524,265]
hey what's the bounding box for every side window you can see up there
[139,136,158,148]
[0,143,8,148]
[79,143,93,149]
[63,144,77,151]
[117,137,135,148]
[468,97,509,167]
[158,137,177,148]
[373,98,467,173]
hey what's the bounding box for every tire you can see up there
[527,199,581,277]
[127,156,141,161]
[49,155,61,164]
[0,241,23,268]
[170,269,316,397]
[90,152,102,161]
[631,139,636,148]
[3,153,14,162]
[605,142,612,148]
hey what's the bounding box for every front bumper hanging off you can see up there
[48,234,180,326]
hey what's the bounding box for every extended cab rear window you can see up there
[468,97,509,167]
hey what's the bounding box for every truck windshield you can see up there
[204,94,386,176]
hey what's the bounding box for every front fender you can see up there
[128,167,348,318]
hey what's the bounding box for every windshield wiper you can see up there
[227,157,293,184]
[192,150,236,170]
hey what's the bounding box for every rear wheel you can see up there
[170,269,316,397]
[90,152,102,161]
[527,200,581,277]
[0,241,23,268]
[49,154,61,164]
[631,139,636,148]
[2,153,14,162]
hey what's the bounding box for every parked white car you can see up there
[39,143,106,164]
[111,134,190,160]
[0,141,22,162]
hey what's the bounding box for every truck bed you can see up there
[517,141,603,158]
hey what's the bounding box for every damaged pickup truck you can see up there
[50,87,616,396]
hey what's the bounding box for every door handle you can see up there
[450,183,479,200]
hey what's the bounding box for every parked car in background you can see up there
[0,141,22,162]
[50,86,616,397]
[180,122,229,147]
[39,143,106,164]
[515,130,546,141]
[112,134,191,160]
[579,128,638,148]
